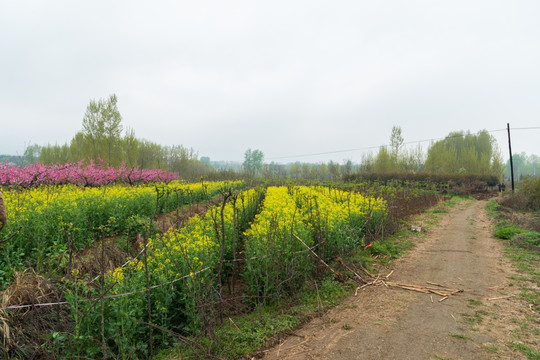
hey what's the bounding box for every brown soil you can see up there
[260,199,531,360]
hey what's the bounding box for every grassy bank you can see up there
[487,194,540,360]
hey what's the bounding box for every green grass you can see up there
[494,221,524,240]
[430,208,448,214]
[460,310,485,326]
[510,342,540,360]
[494,220,540,247]
[449,333,473,341]
[486,200,501,213]
[482,344,498,354]
[432,355,453,360]
[467,299,483,307]
[488,198,540,360]
[447,194,474,202]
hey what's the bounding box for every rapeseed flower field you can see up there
[1,181,387,359]
[0,180,243,288]
[243,186,387,304]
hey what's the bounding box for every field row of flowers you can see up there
[0,180,244,288]
[71,185,386,358]
[0,161,178,187]
[306,185,387,238]
[63,187,266,359]
[244,186,387,303]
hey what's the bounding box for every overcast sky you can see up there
[1,1,539,163]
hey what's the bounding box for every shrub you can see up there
[520,177,540,211]
[513,232,540,248]
[494,221,523,240]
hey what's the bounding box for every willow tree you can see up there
[424,130,501,176]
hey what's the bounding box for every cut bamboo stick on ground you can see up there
[384,281,463,299]
[352,270,464,302]
[386,282,426,289]
[386,282,431,294]
[424,286,458,292]
[428,290,450,297]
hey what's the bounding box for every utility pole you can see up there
[507,123,515,193]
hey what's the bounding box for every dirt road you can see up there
[261,199,529,360]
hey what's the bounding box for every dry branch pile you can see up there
[293,234,464,302]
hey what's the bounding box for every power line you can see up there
[266,127,537,161]
[511,127,540,131]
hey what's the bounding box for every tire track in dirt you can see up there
[260,200,526,360]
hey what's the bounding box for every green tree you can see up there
[327,160,340,180]
[342,160,353,178]
[82,94,123,166]
[289,162,301,179]
[359,152,375,173]
[138,140,166,169]
[505,152,540,179]
[200,156,210,165]
[69,131,87,162]
[373,146,392,173]
[23,144,41,165]
[425,130,499,175]
[390,126,404,159]
[39,143,70,164]
[122,127,139,168]
[491,147,504,181]
[243,149,264,176]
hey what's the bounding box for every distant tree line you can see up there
[505,153,540,180]
[254,127,504,182]
[12,97,509,183]
[28,95,213,179]
[0,155,24,166]
[359,127,504,178]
